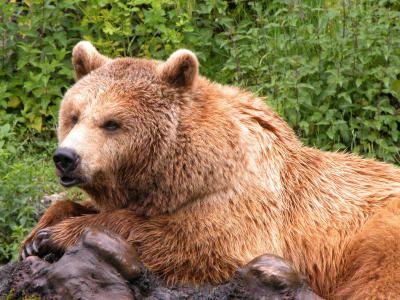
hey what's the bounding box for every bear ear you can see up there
[72,41,110,80]
[158,49,199,88]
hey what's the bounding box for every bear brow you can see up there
[90,106,132,124]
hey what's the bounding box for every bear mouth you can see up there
[60,176,81,188]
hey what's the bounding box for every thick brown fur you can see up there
[21,41,400,299]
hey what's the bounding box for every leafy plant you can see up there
[0,140,83,263]
[1,0,399,161]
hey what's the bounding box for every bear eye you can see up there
[102,120,119,131]
[71,115,78,125]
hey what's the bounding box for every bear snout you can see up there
[53,147,82,187]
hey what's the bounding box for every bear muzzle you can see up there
[53,147,83,187]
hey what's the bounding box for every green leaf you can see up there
[31,116,42,132]
[7,97,21,108]
[391,80,400,99]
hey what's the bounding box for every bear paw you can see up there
[20,228,60,260]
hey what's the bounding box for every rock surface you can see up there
[0,228,321,300]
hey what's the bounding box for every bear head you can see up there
[54,41,241,215]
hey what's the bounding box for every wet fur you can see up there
[21,41,400,299]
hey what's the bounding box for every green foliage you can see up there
[0,288,41,300]
[0,139,83,263]
[0,142,58,262]
[0,0,399,262]
[1,0,399,161]
[0,0,79,138]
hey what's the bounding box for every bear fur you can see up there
[21,41,400,299]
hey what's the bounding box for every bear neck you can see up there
[126,78,304,217]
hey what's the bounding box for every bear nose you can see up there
[53,147,80,173]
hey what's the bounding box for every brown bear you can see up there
[21,41,400,299]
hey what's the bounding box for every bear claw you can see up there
[21,228,54,260]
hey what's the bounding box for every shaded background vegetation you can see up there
[0,0,399,262]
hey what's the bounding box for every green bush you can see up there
[1,0,399,161]
[0,0,399,262]
[0,142,57,262]
[0,138,84,263]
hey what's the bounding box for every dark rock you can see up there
[238,255,321,300]
[0,228,322,300]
